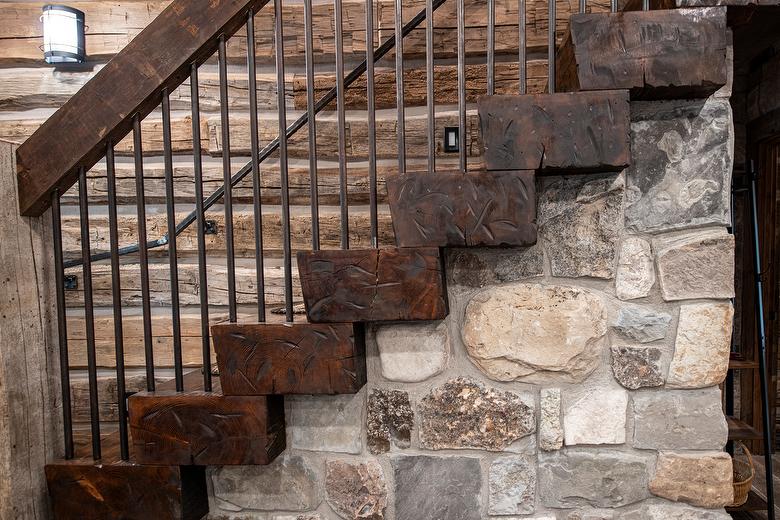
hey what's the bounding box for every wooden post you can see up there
[0,139,62,518]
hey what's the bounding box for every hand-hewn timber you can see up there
[556,8,728,99]
[478,91,631,172]
[15,0,270,217]
[298,247,448,322]
[387,170,537,247]
[45,463,208,520]
[0,140,61,519]
[292,61,549,110]
[213,322,366,395]
[128,390,285,465]
[59,207,395,258]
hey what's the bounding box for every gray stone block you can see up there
[489,456,536,515]
[538,450,650,508]
[287,392,364,454]
[625,98,733,233]
[633,387,728,450]
[612,306,672,344]
[392,456,482,520]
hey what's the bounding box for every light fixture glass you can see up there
[41,5,86,64]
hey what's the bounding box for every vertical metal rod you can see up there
[105,143,129,461]
[335,0,349,249]
[579,0,586,13]
[518,0,526,94]
[425,0,436,171]
[191,64,212,391]
[487,0,495,95]
[51,191,74,459]
[275,0,294,322]
[132,115,154,391]
[218,35,238,323]
[548,0,556,93]
[611,0,617,12]
[366,0,378,247]
[642,0,649,9]
[162,90,184,391]
[457,0,466,172]
[304,0,320,250]
[394,0,406,174]
[246,13,266,324]
[748,160,776,520]
[78,167,101,461]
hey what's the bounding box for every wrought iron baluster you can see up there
[335,0,349,248]
[304,0,320,250]
[457,0,466,172]
[426,0,436,171]
[487,0,495,95]
[519,0,527,94]
[395,0,406,174]
[366,0,378,246]
[548,0,556,93]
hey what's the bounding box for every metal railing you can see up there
[48,0,640,463]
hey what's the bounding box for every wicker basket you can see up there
[728,441,755,507]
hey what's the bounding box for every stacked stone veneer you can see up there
[206,84,737,520]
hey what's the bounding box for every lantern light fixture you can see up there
[41,5,86,64]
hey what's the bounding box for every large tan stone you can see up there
[655,228,735,301]
[564,389,628,446]
[462,284,608,384]
[650,452,733,508]
[667,302,734,389]
[615,237,655,300]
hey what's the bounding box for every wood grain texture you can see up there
[292,61,549,110]
[128,390,285,465]
[478,91,631,172]
[15,0,269,217]
[0,140,61,519]
[387,170,537,247]
[556,8,728,99]
[297,247,448,322]
[45,463,208,520]
[213,322,366,395]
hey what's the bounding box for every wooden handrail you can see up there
[15,0,269,217]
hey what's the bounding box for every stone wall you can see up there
[205,86,737,520]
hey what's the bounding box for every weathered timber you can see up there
[297,247,448,322]
[0,67,293,112]
[71,373,166,423]
[478,91,631,172]
[128,390,285,465]
[15,0,270,216]
[556,8,728,99]
[213,322,366,395]
[63,262,302,308]
[206,109,484,160]
[59,207,395,258]
[292,61,549,110]
[0,140,61,518]
[0,0,609,64]
[45,463,208,520]
[387,170,537,247]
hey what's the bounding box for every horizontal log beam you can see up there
[298,247,448,322]
[59,207,396,258]
[478,90,631,172]
[15,0,269,216]
[213,322,366,395]
[387,170,537,247]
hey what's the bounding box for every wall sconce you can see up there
[41,5,86,64]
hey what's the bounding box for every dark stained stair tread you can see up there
[212,322,366,395]
[727,415,763,441]
[556,8,728,99]
[297,247,448,323]
[128,390,285,466]
[477,90,631,172]
[45,462,208,520]
[387,170,537,248]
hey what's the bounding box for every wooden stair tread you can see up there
[128,387,285,466]
[478,91,631,172]
[729,357,760,370]
[212,322,366,395]
[297,247,448,323]
[728,416,764,441]
[387,170,537,248]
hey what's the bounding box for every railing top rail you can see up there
[15,0,269,217]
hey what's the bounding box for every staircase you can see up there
[16,0,732,517]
